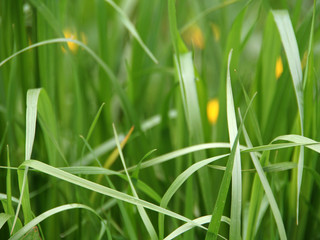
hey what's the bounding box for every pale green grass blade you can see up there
[208,162,296,173]
[12,89,41,234]
[272,10,304,222]
[0,194,19,204]
[0,213,12,230]
[241,114,287,240]
[113,124,158,240]
[226,49,242,239]
[21,160,205,230]
[164,216,230,240]
[273,135,320,153]
[9,204,106,240]
[205,80,256,240]
[243,142,317,153]
[104,0,158,64]
[60,166,120,176]
[158,154,229,237]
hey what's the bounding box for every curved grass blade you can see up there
[21,160,205,230]
[240,112,287,240]
[9,204,106,240]
[113,124,158,240]
[104,0,158,64]
[0,213,13,230]
[272,10,304,222]
[164,215,230,240]
[158,154,229,237]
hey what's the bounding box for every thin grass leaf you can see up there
[241,112,287,240]
[0,194,19,204]
[9,204,106,240]
[205,59,256,240]
[113,124,158,240]
[164,215,230,240]
[86,103,105,143]
[104,0,158,64]
[21,160,205,230]
[0,213,13,230]
[272,10,304,222]
[226,49,242,240]
[158,154,229,237]
[12,89,41,234]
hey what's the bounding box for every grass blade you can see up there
[9,204,106,240]
[226,49,242,240]
[21,159,205,230]
[113,124,158,240]
[164,216,230,240]
[272,10,304,222]
[240,112,287,240]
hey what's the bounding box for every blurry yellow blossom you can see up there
[301,51,308,70]
[211,23,220,42]
[207,98,219,124]
[275,56,283,79]
[63,29,78,53]
[182,24,204,49]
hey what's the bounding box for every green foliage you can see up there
[0,0,320,239]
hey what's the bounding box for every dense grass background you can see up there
[1,0,320,239]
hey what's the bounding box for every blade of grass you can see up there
[12,89,41,234]
[113,124,158,240]
[240,111,287,240]
[272,10,304,223]
[226,49,242,240]
[164,216,230,240]
[104,0,158,64]
[21,159,206,230]
[0,213,13,230]
[158,154,229,238]
[9,204,106,240]
[205,51,256,240]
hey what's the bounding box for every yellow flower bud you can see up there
[207,98,219,124]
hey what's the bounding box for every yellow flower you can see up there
[63,29,78,53]
[182,24,204,49]
[275,56,283,79]
[207,98,219,124]
[211,23,220,42]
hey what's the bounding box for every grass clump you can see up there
[1,0,320,239]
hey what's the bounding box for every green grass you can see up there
[1,0,320,239]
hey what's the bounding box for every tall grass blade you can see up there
[12,89,41,234]
[226,49,242,239]
[113,124,158,240]
[205,52,256,240]
[240,112,287,240]
[272,10,304,222]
